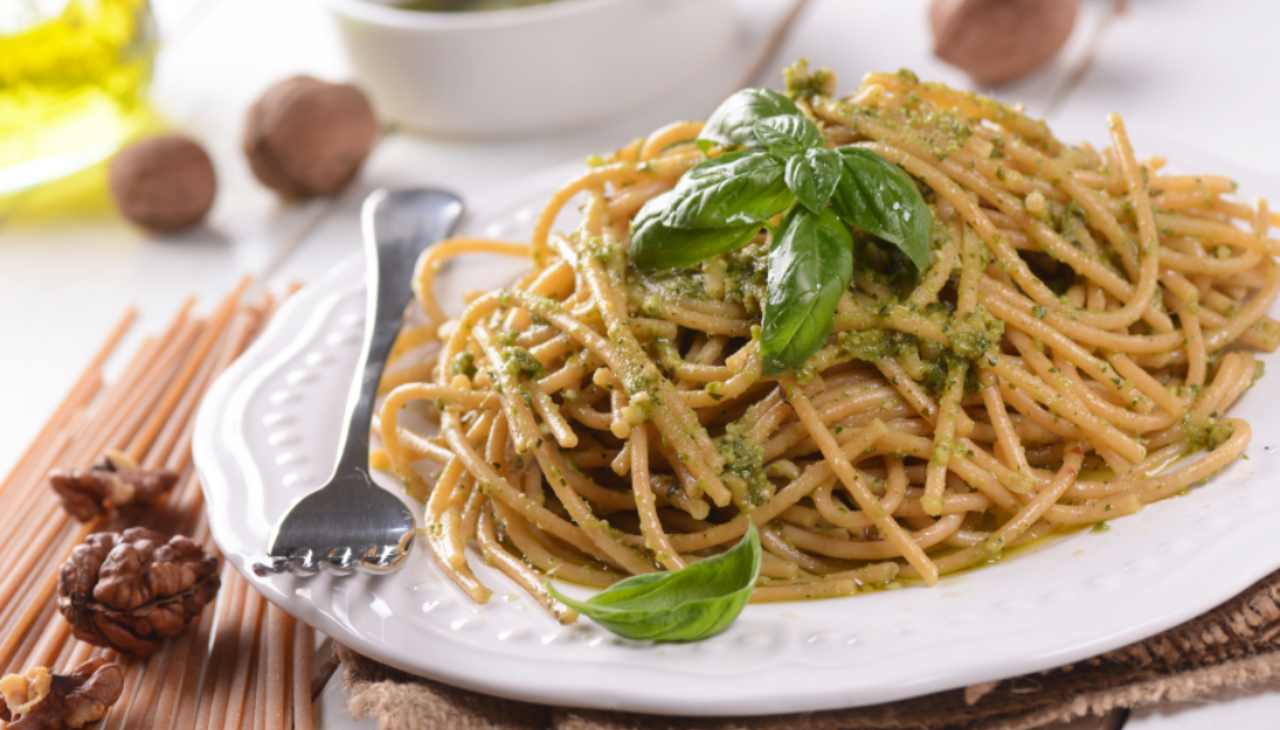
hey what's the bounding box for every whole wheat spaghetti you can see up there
[377,68,1279,617]
[0,284,318,730]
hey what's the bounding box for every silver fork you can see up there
[257,188,464,577]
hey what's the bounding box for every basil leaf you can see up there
[751,114,822,158]
[548,524,761,643]
[831,147,933,272]
[698,88,800,149]
[663,152,793,228]
[784,147,842,214]
[630,216,761,271]
[629,152,793,271]
[761,207,854,373]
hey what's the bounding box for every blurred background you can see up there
[1,2,1277,725]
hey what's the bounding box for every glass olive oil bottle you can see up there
[0,0,156,195]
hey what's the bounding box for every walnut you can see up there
[57,528,220,658]
[0,659,123,729]
[108,134,217,232]
[243,75,379,198]
[929,0,1080,86]
[49,450,178,522]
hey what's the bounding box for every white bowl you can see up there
[323,0,737,137]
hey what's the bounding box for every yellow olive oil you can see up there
[0,0,156,195]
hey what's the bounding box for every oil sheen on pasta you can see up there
[374,63,1279,622]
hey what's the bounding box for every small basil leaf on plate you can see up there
[698,89,801,149]
[761,207,854,374]
[784,147,843,214]
[548,523,761,643]
[751,113,822,158]
[662,152,794,229]
[831,147,933,272]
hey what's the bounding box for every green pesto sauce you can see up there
[450,351,477,378]
[1182,414,1234,452]
[946,307,1005,360]
[500,346,545,380]
[783,58,835,100]
[714,424,771,507]
[837,328,913,362]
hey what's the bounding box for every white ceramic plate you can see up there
[194,155,1280,717]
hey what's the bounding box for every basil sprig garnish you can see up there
[548,523,761,643]
[629,87,933,374]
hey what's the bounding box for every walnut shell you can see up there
[108,134,216,232]
[243,75,379,198]
[930,0,1080,86]
[0,659,123,730]
[49,452,179,522]
[57,528,220,658]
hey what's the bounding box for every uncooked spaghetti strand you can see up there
[0,307,134,498]
[127,276,250,464]
[0,317,205,670]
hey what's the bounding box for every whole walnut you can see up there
[57,528,220,658]
[930,0,1080,86]
[108,134,217,232]
[244,75,379,198]
[0,659,123,729]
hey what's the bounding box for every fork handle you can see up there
[333,189,463,477]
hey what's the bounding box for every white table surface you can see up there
[3,0,1278,727]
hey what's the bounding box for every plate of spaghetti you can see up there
[195,64,1280,715]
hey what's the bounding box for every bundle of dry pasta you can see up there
[0,285,317,729]
[376,65,1279,618]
